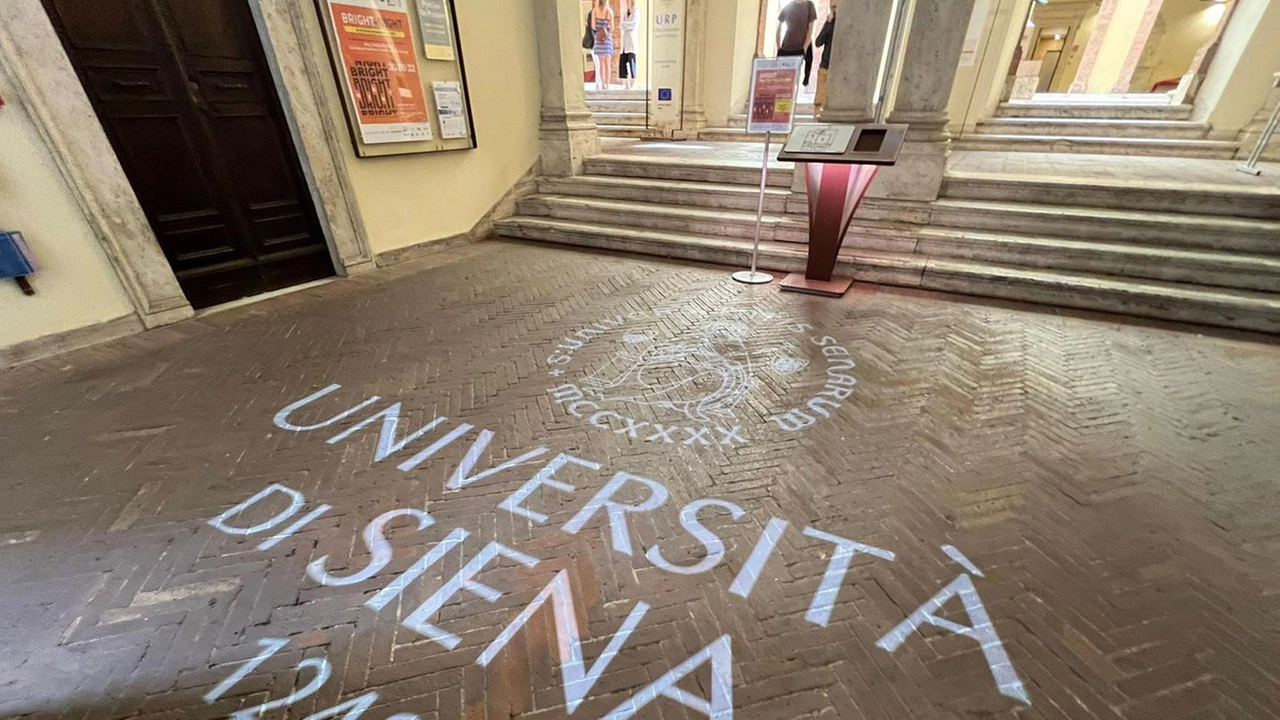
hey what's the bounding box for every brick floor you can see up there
[1,240,1278,720]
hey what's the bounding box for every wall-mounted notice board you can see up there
[315,0,477,157]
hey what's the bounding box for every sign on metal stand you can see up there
[732,56,803,285]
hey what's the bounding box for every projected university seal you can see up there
[543,305,858,446]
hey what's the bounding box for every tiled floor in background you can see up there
[1,241,1278,719]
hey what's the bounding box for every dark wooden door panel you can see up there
[50,0,148,52]
[156,0,331,264]
[42,0,333,308]
[106,116,242,272]
[180,246,334,309]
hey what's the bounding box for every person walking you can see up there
[776,0,817,86]
[619,0,640,90]
[815,0,838,111]
[591,0,616,91]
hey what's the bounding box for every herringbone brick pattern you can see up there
[1,240,1277,719]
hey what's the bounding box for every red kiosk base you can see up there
[779,162,881,297]
[776,123,908,298]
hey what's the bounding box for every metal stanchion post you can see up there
[1237,98,1280,176]
[733,130,775,285]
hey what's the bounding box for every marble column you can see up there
[1069,0,1119,94]
[1111,0,1165,93]
[889,0,977,140]
[534,0,600,176]
[871,0,975,203]
[819,0,894,123]
[677,0,709,136]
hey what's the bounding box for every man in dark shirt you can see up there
[776,0,818,84]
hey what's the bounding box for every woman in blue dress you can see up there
[590,0,615,90]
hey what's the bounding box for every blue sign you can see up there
[658,88,673,102]
[0,232,35,279]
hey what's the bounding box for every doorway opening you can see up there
[41,0,335,309]
[583,0,658,137]
[757,0,830,107]
[1004,0,1237,106]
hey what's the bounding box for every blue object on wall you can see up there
[0,231,36,279]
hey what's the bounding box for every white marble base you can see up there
[865,140,949,202]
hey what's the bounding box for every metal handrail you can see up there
[1237,72,1280,176]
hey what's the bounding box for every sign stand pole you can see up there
[733,130,775,285]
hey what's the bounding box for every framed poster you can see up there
[747,56,803,134]
[416,0,456,60]
[316,0,478,157]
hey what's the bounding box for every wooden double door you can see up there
[43,0,335,308]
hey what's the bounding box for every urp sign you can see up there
[202,382,1031,718]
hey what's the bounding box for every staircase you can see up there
[923,169,1280,330]
[585,90,654,138]
[957,101,1240,159]
[495,145,1280,333]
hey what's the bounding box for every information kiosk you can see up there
[777,123,908,297]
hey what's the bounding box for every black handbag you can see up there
[583,15,595,50]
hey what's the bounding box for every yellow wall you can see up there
[1085,0,1149,93]
[1130,0,1222,92]
[704,0,761,125]
[730,0,762,114]
[1195,0,1280,132]
[303,0,543,254]
[0,70,136,352]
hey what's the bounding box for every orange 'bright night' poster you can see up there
[328,0,433,144]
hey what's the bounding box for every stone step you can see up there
[921,256,1280,334]
[495,216,927,287]
[941,172,1280,220]
[585,89,647,102]
[493,217,1280,333]
[586,99,648,114]
[996,102,1194,120]
[517,194,919,250]
[536,175,925,227]
[518,189,1280,291]
[916,228,1280,293]
[953,134,1238,159]
[727,110,817,128]
[518,194,811,243]
[538,175,794,213]
[595,125,662,139]
[584,154,794,187]
[697,127,812,143]
[930,199,1280,256]
[591,111,647,127]
[974,117,1210,139]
